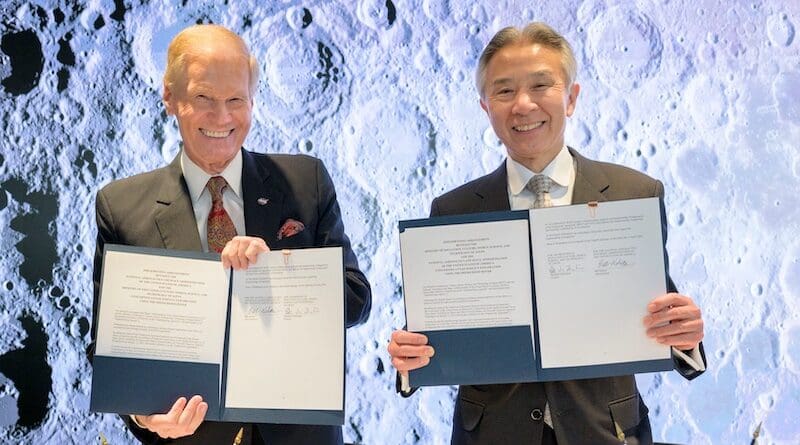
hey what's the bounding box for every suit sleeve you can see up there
[655,180,707,380]
[89,188,118,357]
[313,159,372,328]
[429,196,442,218]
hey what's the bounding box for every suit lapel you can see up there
[241,149,285,245]
[153,156,203,251]
[569,147,611,205]
[476,149,609,209]
[473,162,511,212]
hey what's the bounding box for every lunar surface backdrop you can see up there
[1,1,799,444]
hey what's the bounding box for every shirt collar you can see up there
[180,149,243,202]
[507,146,574,196]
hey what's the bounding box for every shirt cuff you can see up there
[400,372,412,394]
[672,346,706,372]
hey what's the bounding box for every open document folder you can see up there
[398,197,673,387]
[90,244,345,425]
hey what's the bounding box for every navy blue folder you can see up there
[90,244,344,425]
[399,206,674,387]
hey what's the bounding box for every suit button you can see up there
[530,408,543,421]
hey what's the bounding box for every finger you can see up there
[236,237,258,267]
[244,240,266,265]
[656,331,704,349]
[388,343,435,359]
[177,395,204,427]
[647,318,703,338]
[644,303,699,324]
[644,305,701,327]
[163,396,188,424]
[391,330,428,346]
[388,341,434,355]
[141,396,189,437]
[221,239,239,269]
[392,355,431,372]
[186,401,208,434]
[649,325,704,346]
[647,293,691,313]
[233,241,253,270]
[387,345,434,362]
[643,306,677,327]
[230,237,247,270]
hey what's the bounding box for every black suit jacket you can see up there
[429,148,705,445]
[90,149,371,445]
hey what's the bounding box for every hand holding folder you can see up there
[643,293,704,351]
[132,395,208,440]
[220,235,270,270]
[387,330,435,377]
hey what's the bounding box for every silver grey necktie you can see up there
[528,175,554,209]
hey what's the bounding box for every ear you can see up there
[565,82,580,117]
[162,83,176,116]
[479,97,489,114]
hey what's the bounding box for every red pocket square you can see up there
[277,219,305,240]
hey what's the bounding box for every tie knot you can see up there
[207,176,228,201]
[528,175,554,208]
[528,175,553,195]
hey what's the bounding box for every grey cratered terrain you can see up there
[1,1,799,443]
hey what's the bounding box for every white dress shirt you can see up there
[506,145,575,209]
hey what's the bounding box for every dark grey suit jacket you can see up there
[90,149,371,445]
[430,148,705,445]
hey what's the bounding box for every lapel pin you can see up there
[257,197,269,205]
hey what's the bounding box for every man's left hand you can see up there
[643,293,704,351]
[220,236,270,269]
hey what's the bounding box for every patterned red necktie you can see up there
[206,176,237,253]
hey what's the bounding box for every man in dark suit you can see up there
[388,23,705,445]
[90,24,371,444]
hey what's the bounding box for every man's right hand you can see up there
[387,330,435,378]
[221,235,270,270]
[132,395,207,439]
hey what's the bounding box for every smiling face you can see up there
[480,43,580,173]
[163,45,252,174]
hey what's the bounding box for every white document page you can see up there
[95,250,228,364]
[401,219,533,332]
[530,198,671,368]
[224,247,344,411]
